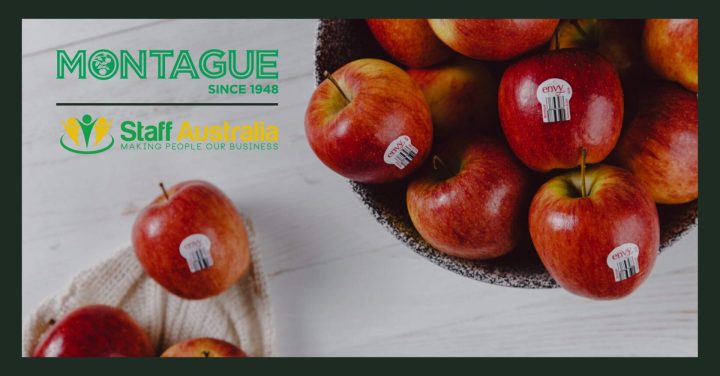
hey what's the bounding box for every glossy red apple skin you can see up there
[33,305,154,357]
[305,58,432,183]
[428,19,559,61]
[132,180,250,299]
[407,57,498,138]
[613,82,698,204]
[407,137,529,260]
[529,165,659,299]
[643,19,698,92]
[161,338,247,358]
[499,49,624,172]
[367,19,454,68]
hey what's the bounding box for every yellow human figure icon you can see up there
[62,117,81,146]
[93,117,112,146]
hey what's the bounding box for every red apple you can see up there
[554,19,648,119]
[529,164,660,299]
[305,58,432,183]
[407,57,498,138]
[161,338,247,358]
[367,19,454,68]
[428,19,559,61]
[555,19,646,81]
[498,49,624,172]
[643,19,698,92]
[132,180,251,299]
[33,305,154,357]
[406,137,529,260]
[613,82,698,204]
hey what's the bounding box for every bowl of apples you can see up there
[307,19,697,297]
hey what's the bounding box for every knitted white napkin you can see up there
[21,220,274,357]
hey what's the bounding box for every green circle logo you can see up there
[88,50,118,80]
[60,134,114,154]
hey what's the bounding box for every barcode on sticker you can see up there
[612,257,639,282]
[179,234,214,273]
[536,78,573,123]
[606,243,640,282]
[383,135,418,170]
[544,95,570,122]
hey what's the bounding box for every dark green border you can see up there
[8,0,714,372]
[5,0,709,18]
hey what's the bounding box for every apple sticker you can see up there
[383,135,419,170]
[536,78,572,123]
[179,234,214,273]
[606,243,640,282]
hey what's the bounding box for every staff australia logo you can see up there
[60,115,279,154]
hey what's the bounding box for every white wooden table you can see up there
[21,19,698,357]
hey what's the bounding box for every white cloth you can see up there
[22,220,274,357]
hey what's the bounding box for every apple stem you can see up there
[570,19,592,41]
[159,182,169,201]
[553,26,560,50]
[323,70,351,104]
[202,351,210,358]
[580,148,588,198]
[432,155,453,179]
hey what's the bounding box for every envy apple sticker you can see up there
[606,243,640,282]
[384,135,418,170]
[536,78,572,123]
[179,233,214,273]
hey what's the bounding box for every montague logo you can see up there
[56,49,279,80]
[60,114,114,154]
[56,49,280,95]
[59,115,280,155]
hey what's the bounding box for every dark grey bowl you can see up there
[314,19,698,288]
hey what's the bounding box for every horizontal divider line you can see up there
[55,102,279,107]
